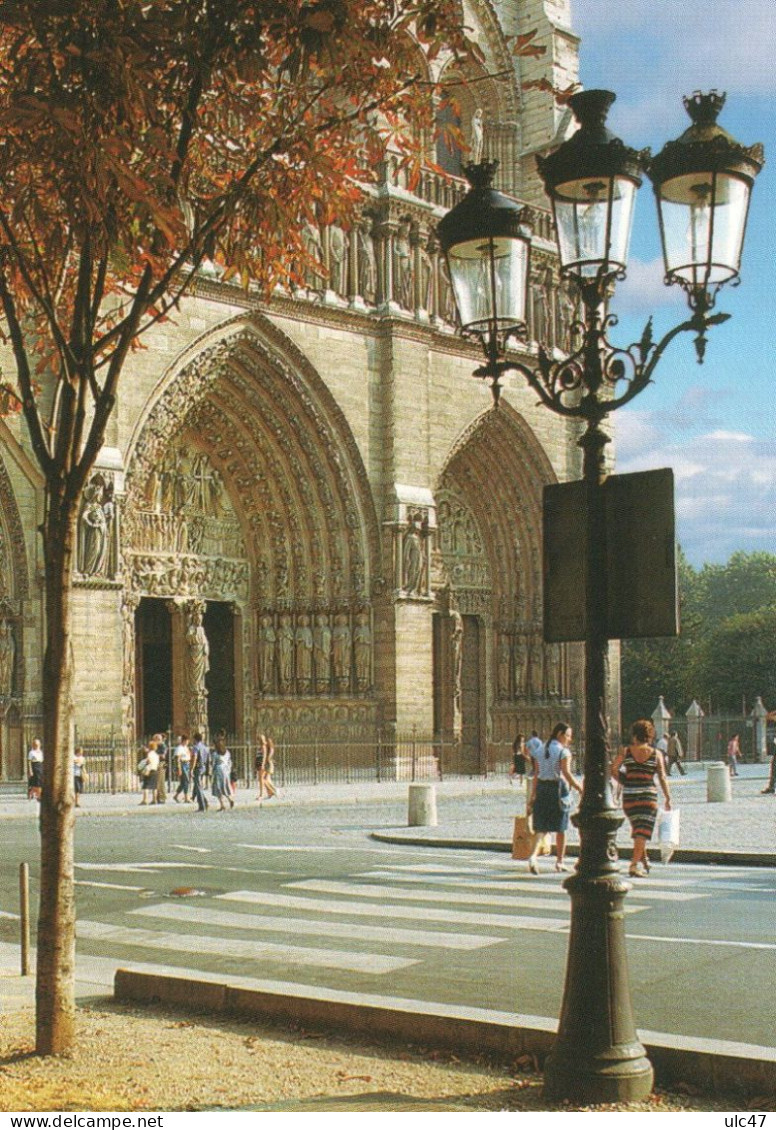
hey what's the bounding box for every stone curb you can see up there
[369,832,776,868]
[113,969,776,1100]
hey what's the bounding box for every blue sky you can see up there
[570,0,775,567]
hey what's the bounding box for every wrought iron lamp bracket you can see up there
[477,297,728,417]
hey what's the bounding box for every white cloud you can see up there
[610,257,683,316]
[572,0,775,153]
[613,409,776,564]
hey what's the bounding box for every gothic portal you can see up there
[0,0,588,776]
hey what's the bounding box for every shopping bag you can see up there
[657,807,680,863]
[512,815,533,860]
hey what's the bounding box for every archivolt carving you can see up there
[0,455,29,602]
[436,404,556,623]
[123,316,382,611]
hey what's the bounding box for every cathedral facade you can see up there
[0,0,591,779]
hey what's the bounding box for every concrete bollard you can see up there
[707,762,732,803]
[408,783,438,827]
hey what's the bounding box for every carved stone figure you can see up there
[402,512,426,595]
[544,641,562,697]
[450,608,463,715]
[0,617,15,696]
[470,108,484,164]
[121,598,138,697]
[498,632,512,700]
[313,613,332,693]
[329,223,347,294]
[357,222,377,301]
[277,613,294,692]
[353,610,372,692]
[295,614,313,691]
[79,481,110,576]
[185,603,209,731]
[332,613,351,690]
[394,220,413,309]
[258,614,276,693]
[302,220,323,289]
[513,632,529,696]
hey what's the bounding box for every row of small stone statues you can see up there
[298,215,577,351]
[498,631,564,701]
[257,609,372,697]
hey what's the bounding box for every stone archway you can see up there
[434,404,574,758]
[0,450,30,778]
[121,315,382,744]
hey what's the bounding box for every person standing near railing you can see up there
[73,746,87,807]
[190,732,209,812]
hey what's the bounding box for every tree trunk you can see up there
[35,485,78,1055]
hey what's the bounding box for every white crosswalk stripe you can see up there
[130,903,502,950]
[217,888,569,930]
[357,869,705,902]
[286,878,648,913]
[76,919,419,975]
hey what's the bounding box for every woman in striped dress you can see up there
[611,719,671,878]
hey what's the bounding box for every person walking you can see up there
[761,734,775,794]
[666,729,686,776]
[138,740,159,805]
[509,733,527,786]
[727,733,741,777]
[525,730,543,769]
[154,734,168,803]
[255,734,267,799]
[27,738,44,801]
[211,733,235,810]
[610,719,671,878]
[262,736,278,800]
[173,733,192,802]
[190,732,209,812]
[526,722,582,874]
[73,746,87,807]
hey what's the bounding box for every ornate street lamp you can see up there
[437,89,762,1104]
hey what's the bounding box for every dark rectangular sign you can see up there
[543,468,678,643]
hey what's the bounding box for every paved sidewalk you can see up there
[2,760,773,855]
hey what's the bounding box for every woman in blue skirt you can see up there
[526,722,583,874]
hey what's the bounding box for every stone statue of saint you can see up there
[302,220,323,289]
[394,220,413,309]
[329,223,347,294]
[276,613,294,692]
[353,611,372,691]
[295,614,313,690]
[544,641,562,697]
[0,618,15,696]
[357,223,376,302]
[513,632,529,696]
[121,600,136,696]
[450,609,463,714]
[313,613,332,692]
[79,481,109,576]
[470,108,484,165]
[332,613,352,689]
[498,632,512,700]
[402,512,426,595]
[258,614,276,693]
[185,605,209,729]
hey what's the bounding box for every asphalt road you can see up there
[2,797,774,1047]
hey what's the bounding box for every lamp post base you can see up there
[542,817,654,1104]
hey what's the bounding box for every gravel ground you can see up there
[0,1003,769,1113]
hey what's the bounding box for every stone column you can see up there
[752,696,768,762]
[686,699,704,762]
[652,696,671,741]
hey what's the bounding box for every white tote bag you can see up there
[657,807,680,863]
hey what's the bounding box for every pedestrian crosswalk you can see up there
[72,849,776,1003]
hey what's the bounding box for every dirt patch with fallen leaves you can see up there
[0,1004,773,1113]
